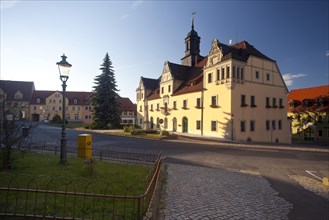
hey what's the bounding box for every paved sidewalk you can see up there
[161,163,293,220]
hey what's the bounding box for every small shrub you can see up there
[123,125,134,133]
[131,130,139,135]
[51,114,62,124]
[130,129,148,135]
[161,130,170,136]
[146,130,158,134]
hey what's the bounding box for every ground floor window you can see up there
[164,118,168,129]
[211,121,216,131]
[266,120,270,131]
[250,120,255,131]
[278,120,282,130]
[240,121,246,132]
[272,120,276,130]
[318,130,322,137]
[156,117,160,128]
[196,120,201,130]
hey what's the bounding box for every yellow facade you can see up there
[30,91,92,123]
[136,29,291,144]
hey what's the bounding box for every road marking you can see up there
[305,170,323,181]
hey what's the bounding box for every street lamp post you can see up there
[56,54,72,164]
[231,113,234,141]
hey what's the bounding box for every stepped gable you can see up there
[140,77,160,100]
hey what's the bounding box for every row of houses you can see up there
[136,20,329,144]
[0,80,136,125]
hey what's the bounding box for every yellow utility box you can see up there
[77,134,92,159]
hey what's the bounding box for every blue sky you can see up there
[1,0,328,102]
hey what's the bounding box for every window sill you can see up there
[250,105,257,108]
[210,105,219,108]
[182,107,189,110]
[240,104,248,107]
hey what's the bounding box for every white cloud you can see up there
[326,50,329,56]
[0,0,19,10]
[282,73,307,86]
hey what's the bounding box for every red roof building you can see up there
[287,85,329,142]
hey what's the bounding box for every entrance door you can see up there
[32,113,40,122]
[172,117,177,131]
[150,117,154,129]
[182,117,188,133]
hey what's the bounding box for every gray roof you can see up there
[0,80,35,102]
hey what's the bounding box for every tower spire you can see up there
[192,12,196,29]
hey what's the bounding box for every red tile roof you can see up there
[288,85,329,101]
[66,91,92,105]
[288,85,329,113]
[117,97,136,112]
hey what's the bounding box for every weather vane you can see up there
[192,12,196,29]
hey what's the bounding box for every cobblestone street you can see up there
[161,163,293,220]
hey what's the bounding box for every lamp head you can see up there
[57,54,72,81]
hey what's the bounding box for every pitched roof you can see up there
[214,40,274,62]
[168,62,203,82]
[66,91,92,105]
[288,85,329,113]
[147,88,160,100]
[288,85,329,101]
[172,75,203,96]
[0,80,35,102]
[141,77,159,90]
[117,97,136,112]
[233,41,273,60]
[30,90,56,104]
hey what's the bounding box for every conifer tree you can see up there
[91,53,121,129]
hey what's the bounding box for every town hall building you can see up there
[136,19,291,144]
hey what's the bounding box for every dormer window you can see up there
[36,98,41,104]
[14,91,23,100]
[289,100,301,108]
[302,99,314,108]
[74,98,78,104]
